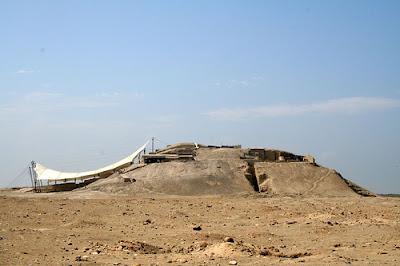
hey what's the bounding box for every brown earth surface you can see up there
[83,147,373,197]
[1,146,396,265]
[1,190,399,265]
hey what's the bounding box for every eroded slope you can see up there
[85,146,372,197]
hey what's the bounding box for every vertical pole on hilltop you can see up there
[28,165,34,189]
[152,137,155,153]
[30,161,37,192]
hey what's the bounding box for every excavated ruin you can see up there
[85,143,374,197]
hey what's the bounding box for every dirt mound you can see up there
[254,162,357,196]
[85,145,373,197]
[88,159,254,195]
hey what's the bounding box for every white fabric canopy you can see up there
[34,141,149,181]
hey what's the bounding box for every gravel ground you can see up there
[1,190,399,265]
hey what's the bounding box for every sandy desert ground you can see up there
[1,190,399,265]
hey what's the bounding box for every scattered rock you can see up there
[193,225,202,231]
[224,237,234,243]
[198,241,208,249]
[116,240,164,254]
[278,252,312,259]
[259,248,271,256]
[75,255,89,261]
[286,220,297,225]
[229,260,238,265]
[143,219,152,225]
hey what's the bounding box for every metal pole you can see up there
[152,137,155,153]
[28,165,34,188]
[31,161,38,192]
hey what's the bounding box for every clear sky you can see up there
[1,0,399,193]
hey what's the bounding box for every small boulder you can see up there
[259,248,271,256]
[224,237,234,243]
[193,225,202,231]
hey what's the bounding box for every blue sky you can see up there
[1,0,399,193]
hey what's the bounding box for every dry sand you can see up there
[0,190,399,265]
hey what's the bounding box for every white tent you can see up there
[33,141,149,182]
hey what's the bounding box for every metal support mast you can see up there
[29,161,38,192]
